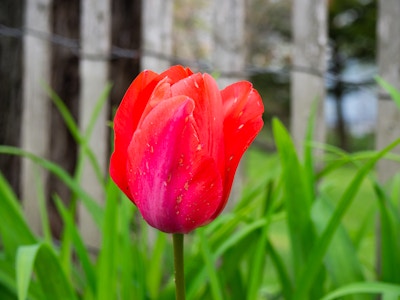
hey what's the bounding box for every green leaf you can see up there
[34,167,52,245]
[146,232,167,299]
[247,181,275,300]
[373,182,400,283]
[312,194,366,300]
[321,282,400,300]
[16,245,38,300]
[115,198,136,300]
[375,76,400,111]
[44,83,112,188]
[96,179,120,300]
[294,137,400,300]
[266,238,293,299]
[303,97,319,193]
[0,146,103,228]
[16,243,77,300]
[272,118,316,279]
[198,228,224,300]
[54,195,96,296]
[0,172,36,258]
[187,219,266,299]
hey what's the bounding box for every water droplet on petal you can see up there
[238,124,244,130]
[178,155,184,167]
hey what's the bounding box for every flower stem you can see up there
[173,233,186,300]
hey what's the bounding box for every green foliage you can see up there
[1,84,400,300]
[329,0,376,60]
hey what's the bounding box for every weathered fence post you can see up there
[376,0,400,182]
[291,0,327,154]
[212,0,246,88]
[141,0,173,72]
[212,0,246,206]
[21,0,52,234]
[79,0,111,249]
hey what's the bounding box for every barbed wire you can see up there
[0,22,377,87]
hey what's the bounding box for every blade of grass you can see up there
[294,137,400,299]
[16,244,38,300]
[187,219,266,299]
[116,198,136,300]
[54,195,97,296]
[303,98,319,196]
[43,83,112,188]
[272,118,315,280]
[266,238,292,299]
[373,182,400,283]
[375,76,400,110]
[0,173,36,258]
[312,194,365,299]
[0,146,103,228]
[198,228,224,300]
[321,282,400,300]
[247,181,275,300]
[147,232,167,299]
[97,179,119,300]
[16,243,77,300]
[34,166,52,245]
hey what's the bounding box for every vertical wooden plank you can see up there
[21,0,52,234]
[49,0,80,238]
[79,0,111,249]
[376,0,400,182]
[291,0,327,153]
[212,0,246,89]
[0,0,23,195]
[212,0,246,207]
[141,0,173,72]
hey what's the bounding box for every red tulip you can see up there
[110,65,264,233]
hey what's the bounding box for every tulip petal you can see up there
[216,81,264,215]
[157,65,193,83]
[127,96,223,233]
[110,70,159,200]
[170,73,225,175]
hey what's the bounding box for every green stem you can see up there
[173,233,186,300]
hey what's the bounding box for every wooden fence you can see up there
[0,0,399,247]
